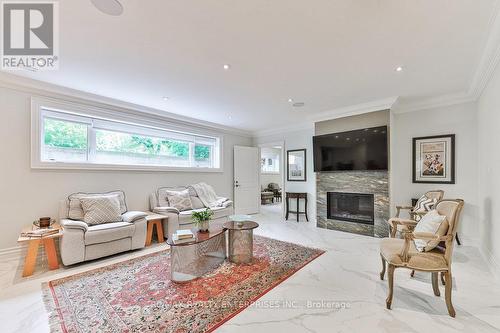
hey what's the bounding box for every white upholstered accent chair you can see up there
[380,199,464,317]
[58,191,148,266]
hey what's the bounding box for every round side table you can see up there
[223,220,259,264]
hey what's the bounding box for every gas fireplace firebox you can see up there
[327,192,374,225]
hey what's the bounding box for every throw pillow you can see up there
[165,189,193,211]
[413,209,449,252]
[68,190,127,220]
[80,195,123,226]
[413,194,437,213]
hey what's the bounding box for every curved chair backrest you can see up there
[425,190,445,202]
[435,199,464,265]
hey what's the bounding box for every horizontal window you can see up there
[35,106,222,171]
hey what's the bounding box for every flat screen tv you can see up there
[313,126,388,171]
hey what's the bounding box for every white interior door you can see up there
[234,146,260,214]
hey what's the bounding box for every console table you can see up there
[285,192,309,222]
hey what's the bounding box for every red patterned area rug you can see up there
[43,235,324,333]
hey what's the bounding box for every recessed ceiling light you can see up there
[162,96,169,101]
[223,64,231,70]
[91,0,124,16]
[228,115,232,120]
[288,98,293,103]
[395,66,403,72]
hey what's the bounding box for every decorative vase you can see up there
[198,220,209,233]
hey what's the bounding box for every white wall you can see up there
[0,86,251,250]
[253,128,315,220]
[261,174,282,188]
[391,102,479,241]
[477,60,500,278]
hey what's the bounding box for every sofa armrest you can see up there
[153,206,180,215]
[122,211,148,223]
[60,218,88,231]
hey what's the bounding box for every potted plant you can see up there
[191,208,214,233]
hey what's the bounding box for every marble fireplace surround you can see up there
[316,171,389,237]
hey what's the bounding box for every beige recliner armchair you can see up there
[59,191,148,266]
[380,199,464,317]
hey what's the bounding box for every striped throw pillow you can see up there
[413,195,437,213]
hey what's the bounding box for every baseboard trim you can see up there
[480,244,500,281]
[0,244,26,261]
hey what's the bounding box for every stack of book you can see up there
[21,228,59,238]
[171,229,195,244]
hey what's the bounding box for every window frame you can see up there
[31,97,224,172]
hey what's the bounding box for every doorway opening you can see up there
[260,144,284,215]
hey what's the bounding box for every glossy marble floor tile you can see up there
[1,203,499,333]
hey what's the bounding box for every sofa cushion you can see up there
[164,189,193,211]
[157,186,193,207]
[190,196,205,209]
[68,190,127,220]
[85,221,135,245]
[80,195,123,226]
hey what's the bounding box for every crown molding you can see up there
[391,92,476,114]
[251,97,398,138]
[0,72,253,138]
[251,122,314,138]
[310,97,398,123]
[468,1,500,100]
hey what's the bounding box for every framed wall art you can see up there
[412,134,455,184]
[287,149,306,182]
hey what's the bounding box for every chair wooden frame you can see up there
[380,199,464,317]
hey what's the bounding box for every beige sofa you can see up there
[58,191,148,266]
[149,186,234,240]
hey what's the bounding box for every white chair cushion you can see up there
[84,221,135,245]
[414,209,448,252]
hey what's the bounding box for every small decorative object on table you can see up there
[192,208,213,233]
[33,217,55,228]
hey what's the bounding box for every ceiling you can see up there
[5,0,499,133]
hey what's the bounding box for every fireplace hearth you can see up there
[327,192,374,225]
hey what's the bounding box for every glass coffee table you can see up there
[167,229,226,283]
[223,220,259,264]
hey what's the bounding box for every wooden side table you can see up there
[18,224,62,277]
[285,192,309,222]
[145,214,166,246]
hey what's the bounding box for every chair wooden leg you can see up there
[441,272,446,285]
[431,272,441,296]
[386,264,395,309]
[444,272,456,317]
[410,270,415,277]
[380,254,386,280]
[390,224,397,238]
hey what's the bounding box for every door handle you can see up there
[235,180,240,188]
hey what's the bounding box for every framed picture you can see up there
[412,134,455,184]
[287,149,307,181]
